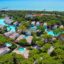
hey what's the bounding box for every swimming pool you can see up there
[47,30,55,36]
[7,25,16,32]
[24,35,29,39]
[30,26,37,31]
[0,19,5,25]
[18,47,26,53]
[46,29,60,37]
[0,19,16,32]
[5,42,12,47]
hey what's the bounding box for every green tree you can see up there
[18,39,27,45]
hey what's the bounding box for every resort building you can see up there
[0,47,10,55]
[13,47,29,58]
[4,31,14,37]
[26,36,33,44]
[4,16,13,24]
[15,35,25,42]
[9,32,19,39]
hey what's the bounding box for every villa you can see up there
[13,47,29,58]
[4,16,13,24]
[36,21,40,26]
[9,32,19,39]
[15,35,25,42]
[0,47,10,55]
[31,21,40,26]
[26,36,33,44]
[4,31,14,37]
[15,35,33,44]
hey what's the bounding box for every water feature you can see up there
[0,19,5,25]
[0,19,16,32]
[45,29,60,37]
[24,35,29,39]
[5,42,12,47]
[44,24,60,37]
[7,25,16,32]
[18,47,26,53]
[30,26,37,31]
[47,30,55,36]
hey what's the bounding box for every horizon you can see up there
[0,0,64,11]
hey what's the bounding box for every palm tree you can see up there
[18,24,27,32]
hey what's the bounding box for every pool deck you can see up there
[12,48,29,58]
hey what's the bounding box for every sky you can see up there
[0,0,64,11]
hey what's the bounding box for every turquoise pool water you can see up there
[0,19,5,25]
[46,29,60,37]
[30,26,37,31]
[18,47,26,53]
[5,42,12,47]
[0,19,16,32]
[47,30,55,36]
[7,25,16,32]
[24,36,29,39]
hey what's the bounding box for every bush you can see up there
[18,39,27,46]
[9,43,17,50]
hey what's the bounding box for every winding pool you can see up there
[0,19,5,25]
[0,19,16,32]
[7,25,16,32]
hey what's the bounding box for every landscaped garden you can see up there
[0,11,64,64]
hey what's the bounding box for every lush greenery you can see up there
[0,10,64,64]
